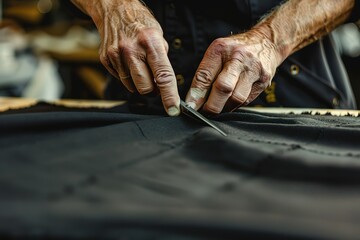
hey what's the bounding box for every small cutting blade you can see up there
[180,100,227,136]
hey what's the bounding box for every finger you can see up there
[104,19,134,92]
[230,68,272,109]
[242,81,269,107]
[128,55,155,95]
[99,53,119,79]
[146,42,180,116]
[98,25,122,80]
[110,58,135,93]
[185,48,222,111]
[202,59,243,114]
[223,70,255,112]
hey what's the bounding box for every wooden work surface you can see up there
[0,97,359,117]
[0,97,123,112]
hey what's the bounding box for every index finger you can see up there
[146,40,180,116]
[185,48,222,111]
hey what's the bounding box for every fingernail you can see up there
[186,102,196,109]
[190,88,206,100]
[167,106,180,116]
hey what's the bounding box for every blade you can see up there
[180,100,227,136]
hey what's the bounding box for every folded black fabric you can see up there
[0,104,360,240]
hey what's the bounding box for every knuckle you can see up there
[253,81,267,93]
[139,28,161,37]
[194,69,213,87]
[204,103,222,114]
[119,43,134,58]
[231,46,245,56]
[137,29,163,49]
[106,46,119,59]
[233,46,253,59]
[230,92,247,104]
[154,68,174,86]
[128,52,146,63]
[213,80,234,95]
[138,85,154,95]
[117,41,127,51]
[138,33,153,47]
[249,57,261,70]
[161,94,177,105]
[99,54,117,78]
[208,37,237,58]
[231,49,253,70]
[210,38,227,53]
[99,54,109,67]
[259,72,272,84]
[107,43,134,60]
[225,64,240,78]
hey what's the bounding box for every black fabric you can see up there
[1,104,360,239]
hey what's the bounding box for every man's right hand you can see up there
[71,0,180,116]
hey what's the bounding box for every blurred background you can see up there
[0,0,106,101]
[0,0,359,108]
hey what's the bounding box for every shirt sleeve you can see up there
[60,1,91,20]
[348,0,360,22]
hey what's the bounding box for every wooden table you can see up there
[0,97,359,117]
[0,97,123,112]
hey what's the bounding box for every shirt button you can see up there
[332,97,340,107]
[176,74,185,86]
[290,64,300,75]
[172,38,182,49]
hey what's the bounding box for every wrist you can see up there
[71,0,151,27]
[248,26,286,67]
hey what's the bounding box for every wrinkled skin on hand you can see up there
[185,31,281,114]
[73,0,180,116]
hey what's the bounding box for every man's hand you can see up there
[186,0,355,114]
[185,32,281,114]
[71,0,180,116]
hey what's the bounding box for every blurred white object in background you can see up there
[29,25,100,54]
[333,22,360,58]
[0,37,18,74]
[0,26,63,100]
[23,56,63,100]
